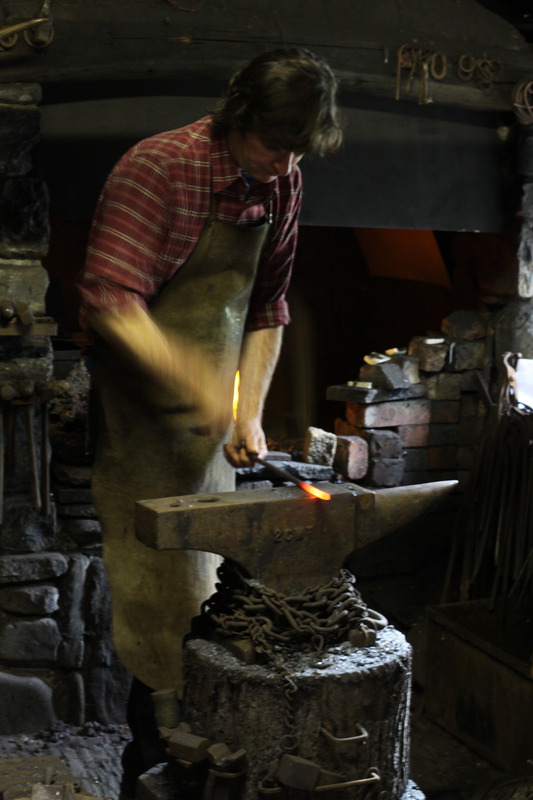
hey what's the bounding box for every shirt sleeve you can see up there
[244,167,302,331]
[77,147,174,331]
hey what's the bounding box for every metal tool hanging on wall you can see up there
[0,1,54,50]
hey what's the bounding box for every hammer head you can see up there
[135,480,456,594]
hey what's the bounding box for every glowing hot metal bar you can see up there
[254,456,332,501]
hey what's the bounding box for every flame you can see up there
[299,481,331,501]
[233,370,240,422]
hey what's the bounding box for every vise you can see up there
[135,479,456,594]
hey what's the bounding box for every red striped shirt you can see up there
[78,116,301,337]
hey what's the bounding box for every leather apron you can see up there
[91,205,270,692]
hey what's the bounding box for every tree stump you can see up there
[182,626,420,799]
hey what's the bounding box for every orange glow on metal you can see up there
[299,482,331,501]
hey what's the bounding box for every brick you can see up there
[303,426,337,466]
[441,310,489,340]
[333,436,369,480]
[366,458,404,487]
[358,362,410,390]
[428,424,459,446]
[459,367,491,393]
[423,373,462,400]
[403,448,428,472]
[448,339,488,372]
[334,418,358,436]
[430,401,460,423]
[408,337,448,372]
[337,426,402,458]
[427,445,457,470]
[346,398,431,428]
[395,424,429,447]
[390,354,420,384]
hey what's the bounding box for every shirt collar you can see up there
[210,122,276,202]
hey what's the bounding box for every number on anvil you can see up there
[273,526,313,543]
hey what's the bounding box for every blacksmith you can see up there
[77,47,342,796]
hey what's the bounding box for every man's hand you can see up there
[223,418,268,467]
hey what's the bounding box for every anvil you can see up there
[135,480,456,594]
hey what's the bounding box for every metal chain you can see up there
[199,562,377,766]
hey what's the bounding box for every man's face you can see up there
[229,129,304,183]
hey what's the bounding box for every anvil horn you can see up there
[369,480,457,540]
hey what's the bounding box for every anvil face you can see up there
[135,480,456,594]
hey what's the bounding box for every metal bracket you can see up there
[320,722,369,744]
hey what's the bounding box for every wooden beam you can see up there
[1,0,532,112]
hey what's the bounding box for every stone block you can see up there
[0,585,59,615]
[52,463,92,486]
[346,399,431,428]
[0,617,61,661]
[0,103,40,176]
[60,518,102,548]
[448,339,488,372]
[390,354,420,384]
[0,670,56,734]
[459,367,492,394]
[358,362,410,390]
[0,259,49,311]
[441,310,490,340]
[431,401,460,424]
[0,177,50,255]
[0,496,56,553]
[423,373,462,400]
[53,485,93,504]
[57,503,98,519]
[395,424,429,447]
[408,337,448,372]
[0,552,68,584]
[303,426,337,466]
[366,457,404,487]
[333,435,368,480]
[57,554,90,669]
[0,353,53,384]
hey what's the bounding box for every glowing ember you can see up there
[299,481,331,501]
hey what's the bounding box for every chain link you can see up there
[199,562,379,766]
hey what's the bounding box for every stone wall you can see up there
[0,85,129,735]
